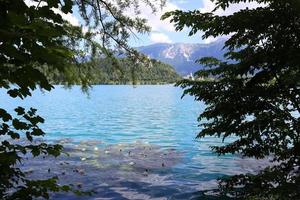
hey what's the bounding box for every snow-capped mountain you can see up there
[137,39,226,75]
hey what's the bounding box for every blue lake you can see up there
[2,85,264,199]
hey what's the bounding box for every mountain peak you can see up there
[137,39,226,75]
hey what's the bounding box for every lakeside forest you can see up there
[39,58,181,85]
[1,0,300,200]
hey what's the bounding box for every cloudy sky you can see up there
[126,0,264,46]
[129,0,204,46]
[64,0,263,46]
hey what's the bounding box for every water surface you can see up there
[1,85,266,199]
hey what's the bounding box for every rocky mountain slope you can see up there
[137,39,226,75]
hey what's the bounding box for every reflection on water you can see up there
[2,85,271,199]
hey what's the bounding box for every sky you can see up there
[40,0,264,47]
[128,0,205,46]
[125,0,264,47]
[66,0,206,46]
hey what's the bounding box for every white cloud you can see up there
[126,2,179,32]
[151,2,178,32]
[24,0,46,7]
[24,0,80,26]
[199,0,266,43]
[202,35,230,44]
[52,9,80,26]
[202,36,219,44]
[200,0,266,16]
[174,0,188,5]
[150,32,172,43]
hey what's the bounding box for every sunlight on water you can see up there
[2,85,270,199]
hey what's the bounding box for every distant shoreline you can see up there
[52,82,178,86]
[52,83,176,87]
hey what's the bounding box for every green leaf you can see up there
[0,109,12,122]
[15,107,25,115]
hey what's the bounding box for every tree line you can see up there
[37,58,181,85]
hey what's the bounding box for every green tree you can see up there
[0,0,162,199]
[163,0,300,199]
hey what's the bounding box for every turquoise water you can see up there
[2,85,264,199]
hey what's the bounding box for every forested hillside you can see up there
[40,58,181,85]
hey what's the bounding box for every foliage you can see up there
[0,0,163,199]
[163,0,300,199]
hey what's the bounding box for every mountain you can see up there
[137,39,226,75]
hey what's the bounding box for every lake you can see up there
[1,85,265,199]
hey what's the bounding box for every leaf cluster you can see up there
[0,0,163,199]
[163,0,300,199]
[0,107,66,199]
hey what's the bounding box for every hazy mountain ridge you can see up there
[137,39,226,75]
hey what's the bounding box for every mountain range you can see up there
[137,39,226,75]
